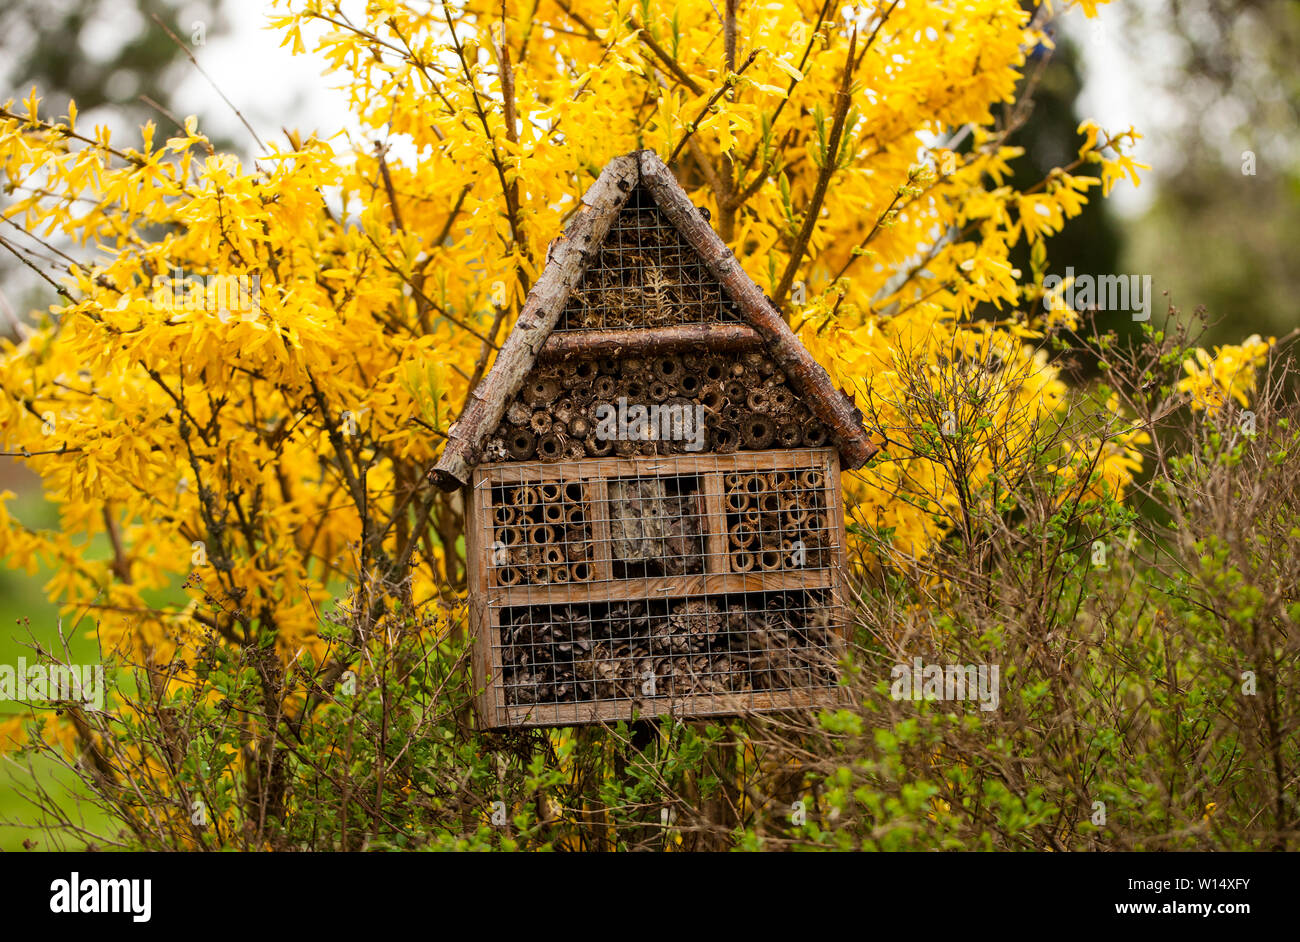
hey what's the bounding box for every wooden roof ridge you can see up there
[432,149,878,489]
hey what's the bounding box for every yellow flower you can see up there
[1177,335,1274,410]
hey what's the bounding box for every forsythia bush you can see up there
[0,0,1286,849]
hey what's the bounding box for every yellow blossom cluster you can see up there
[0,0,1174,750]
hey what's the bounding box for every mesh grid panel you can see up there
[472,450,846,727]
[555,185,743,332]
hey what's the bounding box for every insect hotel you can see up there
[434,150,877,728]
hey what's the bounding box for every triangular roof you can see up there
[433,150,877,488]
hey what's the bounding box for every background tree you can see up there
[0,0,232,330]
[1113,0,1300,343]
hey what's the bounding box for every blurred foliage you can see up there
[0,0,229,131]
[1115,0,1300,343]
[0,0,233,317]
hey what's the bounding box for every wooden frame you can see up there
[468,448,850,728]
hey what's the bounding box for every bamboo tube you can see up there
[547,564,567,584]
[559,360,597,389]
[746,388,770,412]
[759,549,783,571]
[759,492,781,514]
[742,508,761,527]
[585,434,614,457]
[536,432,566,460]
[541,503,564,525]
[563,481,584,503]
[522,375,561,408]
[700,387,725,413]
[791,491,818,512]
[760,512,782,537]
[743,473,764,495]
[800,469,826,489]
[653,356,680,380]
[703,359,726,383]
[806,512,828,538]
[711,423,739,453]
[538,482,562,503]
[729,521,757,548]
[768,386,794,413]
[512,484,538,507]
[528,524,556,545]
[571,561,591,581]
[724,472,745,490]
[506,430,536,460]
[542,546,565,566]
[677,372,702,397]
[771,471,794,490]
[775,421,801,448]
[724,491,750,513]
[529,565,550,584]
[566,540,591,561]
[731,550,755,573]
[802,424,829,447]
[506,401,531,426]
[493,504,517,526]
[495,566,522,587]
[564,505,586,526]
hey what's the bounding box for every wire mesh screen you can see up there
[555,185,743,332]
[471,450,847,728]
[498,592,837,706]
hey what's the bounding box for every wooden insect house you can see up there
[435,150,877,728]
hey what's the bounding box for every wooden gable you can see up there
[433,150,876,489]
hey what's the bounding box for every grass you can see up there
[0,488,110,849]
